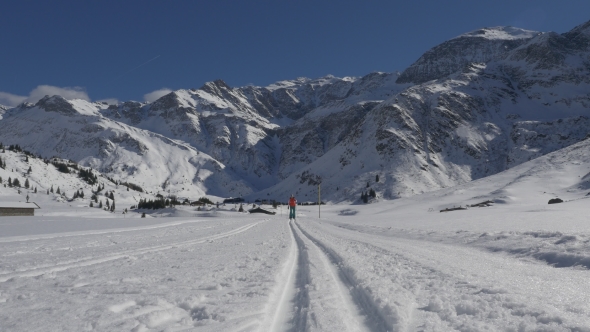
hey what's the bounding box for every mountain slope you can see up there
[1,19,590,203]
[0,96,253,198]
[396,26,539,84]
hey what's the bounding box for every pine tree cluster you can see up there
[52,161,70,174]
[7,144,22,152]
[79,168,98,185]
[8,177,21,188]
[120,182,143,192]
[137,198,168,210]
[196,197,214,205]
[360,189,377,203]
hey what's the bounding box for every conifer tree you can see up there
[376,174,379,182]
[34,187,37,193]
[8,177,12,187]
[47,189,49,195]
[106,200,110,209]
[99,200,103,208]
[90,201,93,207]
[25,178,29,189]
[13,178,20,187]
[50,185,54,193]
[56,187,60,194]
[27,166,32,174]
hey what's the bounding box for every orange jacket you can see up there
[289,197,297,207]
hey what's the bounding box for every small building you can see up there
[0,202,40,216]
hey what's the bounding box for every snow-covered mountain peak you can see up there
[35,95,75,115]
[566,19,590,37]
[34,95,100,117]
[265,77,313,91]
[0,104,8,120]
[199,79,233,95]
[457,26,539,40]
[397,25,538,84]
[148,90,197,112]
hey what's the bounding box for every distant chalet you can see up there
[0,202,40,216]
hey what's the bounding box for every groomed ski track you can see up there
[260,218,389,332]
[3,209,590,331]
[288,216,590,331]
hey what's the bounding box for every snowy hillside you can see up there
[0,96,253,199]
[1,19,589,203]
[2,134,590,331]
[0,146,159,216]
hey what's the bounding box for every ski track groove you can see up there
[288,220,312,332]
[293,220,393,332]
[0,221,262,282]
[262,220,300,332]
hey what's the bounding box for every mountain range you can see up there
[1,19,589,203]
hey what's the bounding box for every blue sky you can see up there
[1,0,589,106]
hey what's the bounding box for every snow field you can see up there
[0,216,292,331]
[296,213,590,331]
[3,136,590,331]
[2,200,590,331]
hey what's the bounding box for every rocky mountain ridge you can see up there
[1,19,589,202]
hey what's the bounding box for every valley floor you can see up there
[1,201,590,331]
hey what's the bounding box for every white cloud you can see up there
[144,88,172,103]
[0,85,91,107]
[96,98,119,105]
[27,85,90,103]
[0,92,27,107]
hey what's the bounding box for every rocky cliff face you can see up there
[1,20,589,202]
[396,27,539,84]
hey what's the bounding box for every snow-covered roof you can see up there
[0,202,40,208]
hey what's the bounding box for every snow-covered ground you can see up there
[2,140,590,331]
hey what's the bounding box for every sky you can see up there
[0,0,589,106]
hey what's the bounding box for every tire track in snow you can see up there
[293,220,393,332]
[0,221,262,282]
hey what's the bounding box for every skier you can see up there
[288,194,297,221]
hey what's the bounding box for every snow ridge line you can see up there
[293,221,394,332]
[0,221,261,283]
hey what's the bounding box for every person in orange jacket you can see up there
[288,194,297,220]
